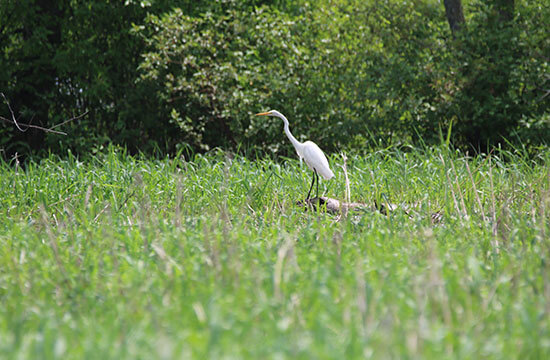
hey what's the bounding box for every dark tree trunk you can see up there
[449,0,518,150]
[443,0,465,34]
[495,0,515,23]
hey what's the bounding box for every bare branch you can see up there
[0,115,68,135]
[537,89,550,103]
[50,110,89,130]
[0,92,25,132]
[0,92,88,135]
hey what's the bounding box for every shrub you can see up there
[135,3,308,153]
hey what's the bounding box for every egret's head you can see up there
[255,110,282,118]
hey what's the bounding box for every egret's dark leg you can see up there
[315,170,319,199]
[306,170,316,200]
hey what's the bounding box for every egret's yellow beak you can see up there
[255,112,270,116]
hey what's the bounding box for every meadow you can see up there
[1,146,549,359]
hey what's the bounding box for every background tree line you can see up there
[0,0,548,159]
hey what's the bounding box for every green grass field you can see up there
[1,146,549,359]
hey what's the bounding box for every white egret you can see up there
[255,110,334,200]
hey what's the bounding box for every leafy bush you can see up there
[135,0,448,154]
[431,0,550,150]
[135,3,308,152]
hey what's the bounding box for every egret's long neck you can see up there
[277,113,302,151]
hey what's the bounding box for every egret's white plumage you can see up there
[300,140,334,180]
[256,110,334,199]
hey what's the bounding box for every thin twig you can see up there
[465,160,488,223]
[537,89,550,102]
[0,116,68,135]
[93,203,111,224]
[342,154,351,204]
[439,153,461,216]
[1,92,88,135]
[49,110,89,130]
[0,92,24,132]
[488,156,500,253]
[338,152,351,219]
[449,156,468,217]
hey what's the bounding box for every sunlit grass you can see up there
[1,146,549,359]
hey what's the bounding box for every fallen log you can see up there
[296,197,443,224]
[296,197,372,214]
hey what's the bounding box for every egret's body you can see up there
[256,110,334,199]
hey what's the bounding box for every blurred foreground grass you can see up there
[1,146,549,359]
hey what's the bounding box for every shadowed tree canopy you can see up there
[0,0,547,160]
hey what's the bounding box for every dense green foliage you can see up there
[1,147,549,358]
[1,0,548,158]
[445,0,550,148]
[135,5,304,151]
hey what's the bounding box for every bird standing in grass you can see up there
[255,110,334,200]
